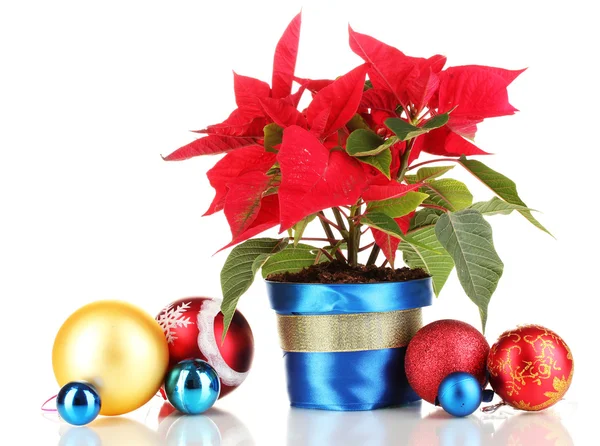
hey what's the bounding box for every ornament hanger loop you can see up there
[41,395,58,412]
[481,400,507,414]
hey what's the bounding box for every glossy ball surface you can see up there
[437,372,482,417]
[53,300,169,416]
[57,381,101,426]
[156,297,254,398]
[164,359,221,414]
[488,325,573,411]
[405,319,489,404]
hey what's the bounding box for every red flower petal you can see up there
[219,194,280,251]
[294,77,334,95]
[349,26,420,107]
[408,68,440,114]
[413,126,490,158]
[223,170,272,240]
[362,182,422,202]
[371,212,413,266]
[360,88,399,115]
[204,146,276,215]
[306,64,369,138]
[200,109,267,138]
[272,12,302,99]
[259,97,307,128]
[438,65,521,119]
[163,135,258,161]
[277,126,367,231]
[233,72,271,115]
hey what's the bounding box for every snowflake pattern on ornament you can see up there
[157,301,193,344]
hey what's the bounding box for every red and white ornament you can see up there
[156,297,254,398]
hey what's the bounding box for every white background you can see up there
[1,0,597,444]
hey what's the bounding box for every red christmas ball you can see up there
[156,297,254,398]
[487,325,573,411]
[405,319,489,404]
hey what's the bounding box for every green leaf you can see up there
[469,197,535,216]
[435,209,504,331]
[346,114,370,131]
[360,212,403,237]
[384,113,449,141]
[346,129,397,156]
[422,113,450,130]
[409,208,444,230]
[459,157,552,236]
[405,165,455,184]
[366,191,429,218]
[261,243,325,278]
[356,148,392,179]
[292,214,316,246]
[361,212,440,253]
[220,238,289,339]
[264,123,283,153]
[346,129,383,155]
[400,226,454,296]
[422,178,473,211]
[400,209,454,296]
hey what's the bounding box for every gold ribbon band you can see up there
[277,308,422,353]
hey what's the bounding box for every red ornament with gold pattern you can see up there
[487,325,573,411]
[156,297,254,398]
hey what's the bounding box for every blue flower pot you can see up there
[266,278,433,411]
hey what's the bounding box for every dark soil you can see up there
[266,260,429,284]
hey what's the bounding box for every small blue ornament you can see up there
[56,381,101,426]
[436,372,482,417]
[164,359,221,415]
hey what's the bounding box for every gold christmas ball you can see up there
[52,300,169,416]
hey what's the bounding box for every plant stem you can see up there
[318,211,346,262]
[301,237,342,243]
[332,208,349,238]
[396,139,416,182]
[407,157,461,171]
[346,205,361,266]
[316,248,335,262]
[317,212,342,232]
[359,242,375,252]
[366,245,380,266]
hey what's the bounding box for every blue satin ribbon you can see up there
[267,279,432,315]
[284,348,420,410]
[266,279,432,411]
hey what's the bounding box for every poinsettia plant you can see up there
[165,13,550,335]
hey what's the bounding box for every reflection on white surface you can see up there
[157,405,255,445]
[491,412,573,446]
[286,402,573,446]
[58,418,160,446]
[54,400,574,445]
[57,403,255,446]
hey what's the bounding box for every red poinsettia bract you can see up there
[164,12,523,259]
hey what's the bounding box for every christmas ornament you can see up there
[56,381,101,426]
[156,297,254,398]
[405,319,489,404]
[436,372,482,417]
[164,359,221,414]
[487,324,573,411]
[53,300,169,416]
